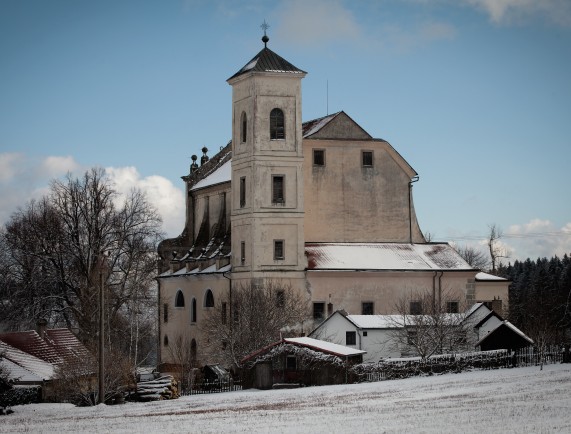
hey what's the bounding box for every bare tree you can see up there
[457,244,489,270]
[388,288,469,359]
[165,334,198,392]
[488,224,507,274]
[0,168,163,368]
[201,280,309,368]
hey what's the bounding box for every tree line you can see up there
[498,254,571,346]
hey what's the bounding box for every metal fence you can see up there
[513,345,564,367]
[181,378,242,396]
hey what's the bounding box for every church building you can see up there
[156,34,509,368]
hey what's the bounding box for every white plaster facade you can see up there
[156,41,510,369]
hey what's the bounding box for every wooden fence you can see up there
[181,378,242,396]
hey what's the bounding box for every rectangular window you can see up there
[363,331,368,337]
[272,175,285,204]
[276,290,285,308]
[362,302,374,315]
[313,149,325,166]
[446,301,459,313]
[239,177,246,208]
[240,241,245,265]
[222,302,227,325]
[313,302,325,321]
[274,239,284,260]
[346,331,356,346]
[407,330,417,345]
[362,150,373,167]
[163,303,168,323]
[286,355,297,370]
[410,301,422,315]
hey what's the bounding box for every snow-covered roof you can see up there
[302,112,340,138]
[157,262,231,278]
[475,320,534,347]
[346,315,404,329]
[475,272,508,281]
[191,159,231,191]
[306,243,474,271]
[284,337,366,357]
[0,341,54,381]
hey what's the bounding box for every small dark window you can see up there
[313,302,325,321]
[362,302,374,315]
[272,175,285,204]
[327,302,333,316]
[163,303,168,323]
[276,290,285,307]
[239,177,246,208]
[222,341,227,350]
[286,355,297,370]
[346,331,356,346]
[241,112,247,143]
[363,331,368,337]
[270,108,285,140]
[175,290,185,308]
[240,241,245,265]
[313,149,325,166]
[362,151,373,167]
[163,335,169,346]
[447,301,459,313]
[191,339,197,361]
[222,302,227,325]
[410,301,422,315]
[191,298,197,323]
[407,330,417,345]
[274,240,284,260]
[205,289,214,307]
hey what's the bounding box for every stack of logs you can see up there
[136,375,179,401]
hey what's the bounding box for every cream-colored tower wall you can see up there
[303,139,424,243]
[192,185,230,238]
[308,271,474,315]
[229,71,306,290]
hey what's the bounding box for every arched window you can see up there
[270,108,285,140]
[191,298,197,323]
[204,289,214,307]
[175,290,185,308]
[241,112,247,143]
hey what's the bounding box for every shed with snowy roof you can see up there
[241,337,365,389]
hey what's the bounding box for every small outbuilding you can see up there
[241,337,365,390]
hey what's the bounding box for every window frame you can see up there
[274,239,285,260]
[313,149,325,167]
[446,301,459,314]
[240,111,247,143]
[361,301,374,315]
[313,302,325,322]
[410,301,422,315]
[191,298,197,323]
[163,303,168,323]
[346,331,357,346]
[270,108,285,140]
[239,176,246,208]
[362,150,374,167]
[204,289,215,308]
[272,175,285,205]
[174,289,185,308]
[240,241,246,265]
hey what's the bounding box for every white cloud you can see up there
[0,153,185,239]
[504,218,571,261]
[40,156,81,178]
[275,0,361,47]
[463,0,571,27]
[105,166,185,237]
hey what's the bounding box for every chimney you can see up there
[36,318,48,339]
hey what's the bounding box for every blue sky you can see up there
[1,0,570,263]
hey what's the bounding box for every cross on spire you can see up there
[261,20,270,47]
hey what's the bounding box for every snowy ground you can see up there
[2,364,570,433]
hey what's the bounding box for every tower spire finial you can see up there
[261,20,270,47]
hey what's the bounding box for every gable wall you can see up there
[303,138,424,243]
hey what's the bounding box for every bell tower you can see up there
[227,30,307,290]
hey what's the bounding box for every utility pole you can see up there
[98,253,105,404]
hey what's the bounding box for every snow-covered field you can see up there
[2,364,570,433]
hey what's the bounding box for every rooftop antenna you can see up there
[327,80,329,115]
[261,20,270,47]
